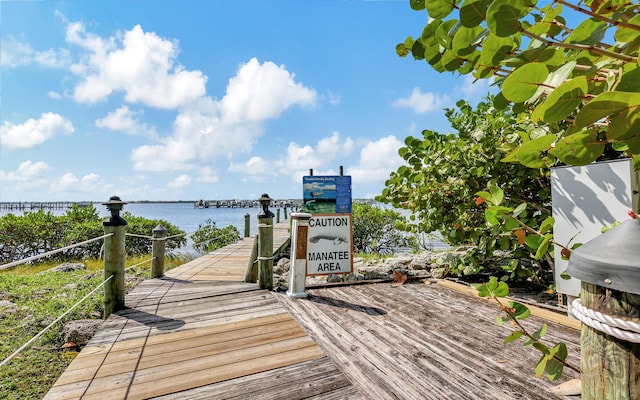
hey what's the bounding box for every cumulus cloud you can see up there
[131,59,318,172]
[67,22,207,108]
[54,172,102,193]
[393,87,450,114]
[168,174,191,189]
[220,58,317,124]
[0,36,70,68]
[349,135,403,183]
[95,106,158,139]
[0,113,74,150]
[0,160,51,182]
[280,132,354,173]
[228,156,277,178]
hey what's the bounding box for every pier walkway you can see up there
[45,219,581,399]
[44,221,358,399]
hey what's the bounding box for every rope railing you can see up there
[193,231,240,250]
[125,257,155,271]
[125,232,187,240]
[0,274,114,368]
[0,233,114,271]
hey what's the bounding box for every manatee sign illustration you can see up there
[306,214,353,275]
[302,175,352,214]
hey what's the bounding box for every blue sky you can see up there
[1,0,491,202]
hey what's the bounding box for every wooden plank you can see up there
[435,279,582,330]
[277,283,582,400]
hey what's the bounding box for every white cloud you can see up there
[0,36,70,68]
[131,59,318,172]
[48,91,63,99]
[349,135,403,183]
[221,58,317,124]
[168,174,191,189]
[280,132,354,173]
[0,113,74,150]
[393,87,450,114]
[54,172,102,193]
[196,166,220,183]
[67,22,207,108]
[228,156,278,178]
[0,160,51,182]
[95,106,158,139]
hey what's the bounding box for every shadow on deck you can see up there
[45,220,581,399]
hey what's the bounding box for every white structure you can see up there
[551,159,639,301]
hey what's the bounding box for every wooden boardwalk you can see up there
[278,281,582,400]
[45,219,582,399]
[44,221,359,399]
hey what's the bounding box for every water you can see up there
[0,202,281,256]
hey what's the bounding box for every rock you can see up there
[45,262,86,273]
[0,300,18,317]
[274,258,290,275]
[62,319,103,346]
[327,274,343,283]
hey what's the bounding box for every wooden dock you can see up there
[45,219,582,399]
[44,221,360,399]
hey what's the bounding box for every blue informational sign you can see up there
[302,175,352,214]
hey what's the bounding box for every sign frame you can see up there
[305,213,353,276]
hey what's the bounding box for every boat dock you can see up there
[44,220,581,399]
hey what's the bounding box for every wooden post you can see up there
[244,213,250,238]
[566,218,640,399]
[257,193,275,290]
[276,208,281,223]
[580,282,640,399]
[244,235,259,283]
[258,215,274,290]
[102,196,127,318]
[151,224,167,278]
[284,206,288,220]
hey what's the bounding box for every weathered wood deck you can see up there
[45,219,582,399]
[277,281,581,400]
[45,221,359,399]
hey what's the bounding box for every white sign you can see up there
[306,214,353,275]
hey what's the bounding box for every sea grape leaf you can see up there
[532,76,587,123]
[502,63,549,103]
[555,129,605,165]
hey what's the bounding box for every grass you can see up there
[0,255,193,400]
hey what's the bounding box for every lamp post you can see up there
[102,196,127,318]
[566,217,640,399]
[257,193,274,290]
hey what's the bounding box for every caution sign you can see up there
[306,214,353,275]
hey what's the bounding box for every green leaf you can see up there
[410,0,425,11]
[481,34,517,67]
[502,63,549,103]
[504,330,524,344]
[460,0,491,28]
[452,26,485,56]
[560,270,571,280]
[615,15,640,42]
[485,206,512,225]
[567,17,607,45]
[512,203,527,217]
[534,233,553,260]
[509,301,531,319]
[487,0,523,37]
[532,76,587,123]
[545,343,568,381]
[555,129,605,165]
[476,184,504,205]
[574,91,640,130]
[536,356,547,377]
[539,216,554,234]
[533,342,550,354]
[516,134,555,168]
[427,0,459,20]
[494,281,509,297]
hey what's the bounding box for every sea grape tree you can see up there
[398,0,640,168]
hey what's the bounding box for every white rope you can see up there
[0,274,114,368]
[571,298,640,343]
[0,233,114,271]
[124,257,154,271]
